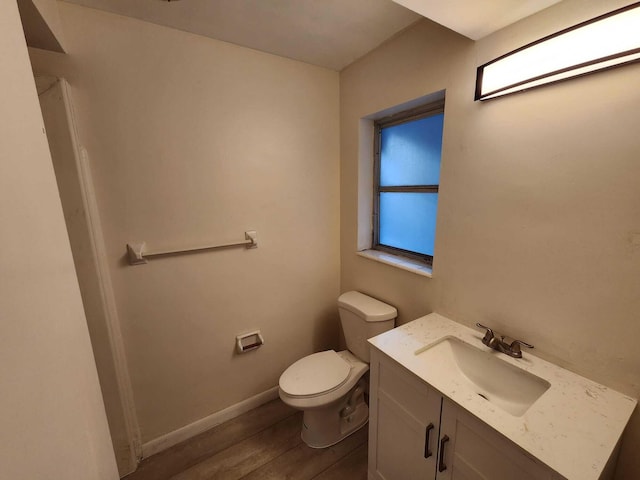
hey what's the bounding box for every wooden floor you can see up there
[124,399,368,480]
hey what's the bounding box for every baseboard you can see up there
[141,386,280,459]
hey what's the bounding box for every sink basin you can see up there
[415,336,550,416]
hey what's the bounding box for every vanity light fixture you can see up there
[475,2,640,100]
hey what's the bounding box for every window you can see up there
[373,101,444,267]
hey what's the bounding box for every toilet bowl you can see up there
[278,291,397,448]
[279,350,369,447]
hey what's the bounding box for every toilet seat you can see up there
[279,350,369,411]
[279,350,350,397]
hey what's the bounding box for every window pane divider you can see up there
[378,185,439,193]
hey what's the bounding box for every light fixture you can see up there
[475,2,640,100]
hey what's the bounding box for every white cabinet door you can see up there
[436,398,556,480]
[368,349,442,480]
[369,349,561,480]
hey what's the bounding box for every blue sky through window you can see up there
[380,113,443,186]
[378,112,443,257]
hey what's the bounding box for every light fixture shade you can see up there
[475,2,640,100]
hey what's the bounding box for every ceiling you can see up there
[61,0,563,71]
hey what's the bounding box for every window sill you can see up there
[356,250,433,278]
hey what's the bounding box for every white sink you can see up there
[415,336,550,416]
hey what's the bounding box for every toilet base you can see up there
[301,379,369,448]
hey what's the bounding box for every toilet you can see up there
[278,291,397,448]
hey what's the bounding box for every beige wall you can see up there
[30,3,340,444]
[0,1,117,478]
[17,0,66,52]
[340,0,639,478]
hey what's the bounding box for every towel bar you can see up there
[126,230,257,265]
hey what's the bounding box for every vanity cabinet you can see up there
[369,347,441,479]
[368,348,560,480]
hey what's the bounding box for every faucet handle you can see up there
[510,339,534,349]
[475,322,492,333]
[509,339,534,358]
[475,323,495,346]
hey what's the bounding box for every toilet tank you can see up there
[338,291,397,363]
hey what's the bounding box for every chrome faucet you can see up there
[475,323,534,358]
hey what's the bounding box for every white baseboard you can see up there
[141,386,280,459]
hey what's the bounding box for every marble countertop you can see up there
[368,313,637,480]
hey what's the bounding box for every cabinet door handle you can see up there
[438,435,450,472]
[424,423,434,458]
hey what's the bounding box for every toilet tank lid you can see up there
[338,291,397,322]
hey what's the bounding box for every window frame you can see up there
[372,100,445,267]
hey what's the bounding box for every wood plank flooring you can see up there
[124,399,368,480]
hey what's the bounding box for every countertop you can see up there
[368,313,637,480]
